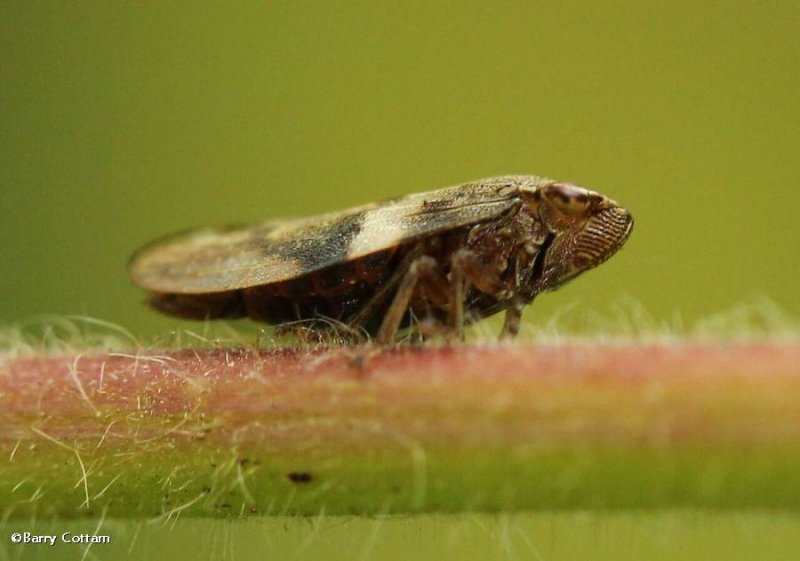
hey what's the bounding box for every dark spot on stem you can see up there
[287,471,314,484]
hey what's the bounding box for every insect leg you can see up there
[376,255,438,344]
[347,245,424,330]
[451,249,512,299]
[499,250,532,339]
[450,248,520,340]
[448,258,466,341]
[408,260,451,342]
[500,297,530,339]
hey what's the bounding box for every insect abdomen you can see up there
[148,247,403,326]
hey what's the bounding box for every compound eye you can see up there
[542,183,592,215]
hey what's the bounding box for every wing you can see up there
[129,176,549,294]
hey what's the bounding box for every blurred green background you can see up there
[1,1,798,337]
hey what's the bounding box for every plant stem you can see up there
[2,342,799,518]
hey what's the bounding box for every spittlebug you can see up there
[129,176,633,343]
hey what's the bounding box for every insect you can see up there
[129,176,633,343]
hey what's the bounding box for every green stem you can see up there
[2,342,799,518]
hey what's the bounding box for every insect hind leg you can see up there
[352,247,484,345]
[346,245,422,333]
[375,255,443,344]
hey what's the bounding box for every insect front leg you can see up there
[450,248,520,340]
[451,248,513,298]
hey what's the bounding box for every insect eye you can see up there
[542,183,592,215]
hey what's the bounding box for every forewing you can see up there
[129,177,539,294]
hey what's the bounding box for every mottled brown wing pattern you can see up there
[129,176,534,294]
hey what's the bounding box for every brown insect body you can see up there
[130,176,633,342]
